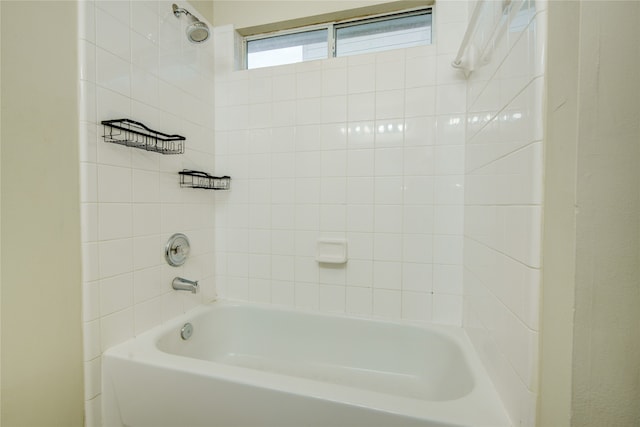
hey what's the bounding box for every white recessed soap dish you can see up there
[316,238,348,264]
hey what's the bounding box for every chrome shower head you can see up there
[172,3,210,44]
[186,20,209,43]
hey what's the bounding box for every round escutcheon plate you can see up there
[165,233,190,266]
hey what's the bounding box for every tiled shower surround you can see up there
[77,1,547,426]
[212,2,469,324]
[78,1,216,424]
[463,1,546,426]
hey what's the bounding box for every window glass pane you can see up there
[336,12,432,57]
[247,29,328,69]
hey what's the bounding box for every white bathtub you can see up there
[103,300,511,427]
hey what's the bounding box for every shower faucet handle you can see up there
[173,242,189,257]
[165,233,191,267]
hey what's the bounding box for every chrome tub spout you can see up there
[172,277,199,293]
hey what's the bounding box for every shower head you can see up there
[172,4,210,44]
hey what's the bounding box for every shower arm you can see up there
[172,4,193,18]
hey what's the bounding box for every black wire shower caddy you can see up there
[101,119,185,155]
[179,170,231,191]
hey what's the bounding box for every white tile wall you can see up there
[78,1,216,425]
[463,1,546,426]
[212,1,468,325]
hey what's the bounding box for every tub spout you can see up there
[172,277,199,293]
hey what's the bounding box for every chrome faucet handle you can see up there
[165,233,190,266]
[174,243,189,257]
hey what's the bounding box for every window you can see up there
[335,12,432,57]
[246,29,328,70]
[245,9,432,70]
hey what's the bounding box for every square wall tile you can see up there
[295,282,319,310]
[372,261,401,289]
[401,292,432,321]
[319,285,346,313]
[100,308,134,352]
[373,289,401,319]
[100,273,133,316]
[346,287,373,315]
[348,64,375,94]
[98,239,133,278]
[96,7,130,60]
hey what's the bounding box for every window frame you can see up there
[242,7,433,70]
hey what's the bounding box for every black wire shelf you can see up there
[179,170,231,191]
[101,119,185,155]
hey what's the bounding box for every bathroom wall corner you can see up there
[538,1,579,425]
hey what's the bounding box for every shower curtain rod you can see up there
[451,0,486,70]
[452,0,516,75]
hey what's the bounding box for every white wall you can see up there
[0,6,3,424]
[212,0,396,29]
[1,2,84,425]
[462,1,545,426]
[77,1,217,425]
[212,0,469,324]
[540,2,640,426]
[570,2,640,425]
[190,0,214,23]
